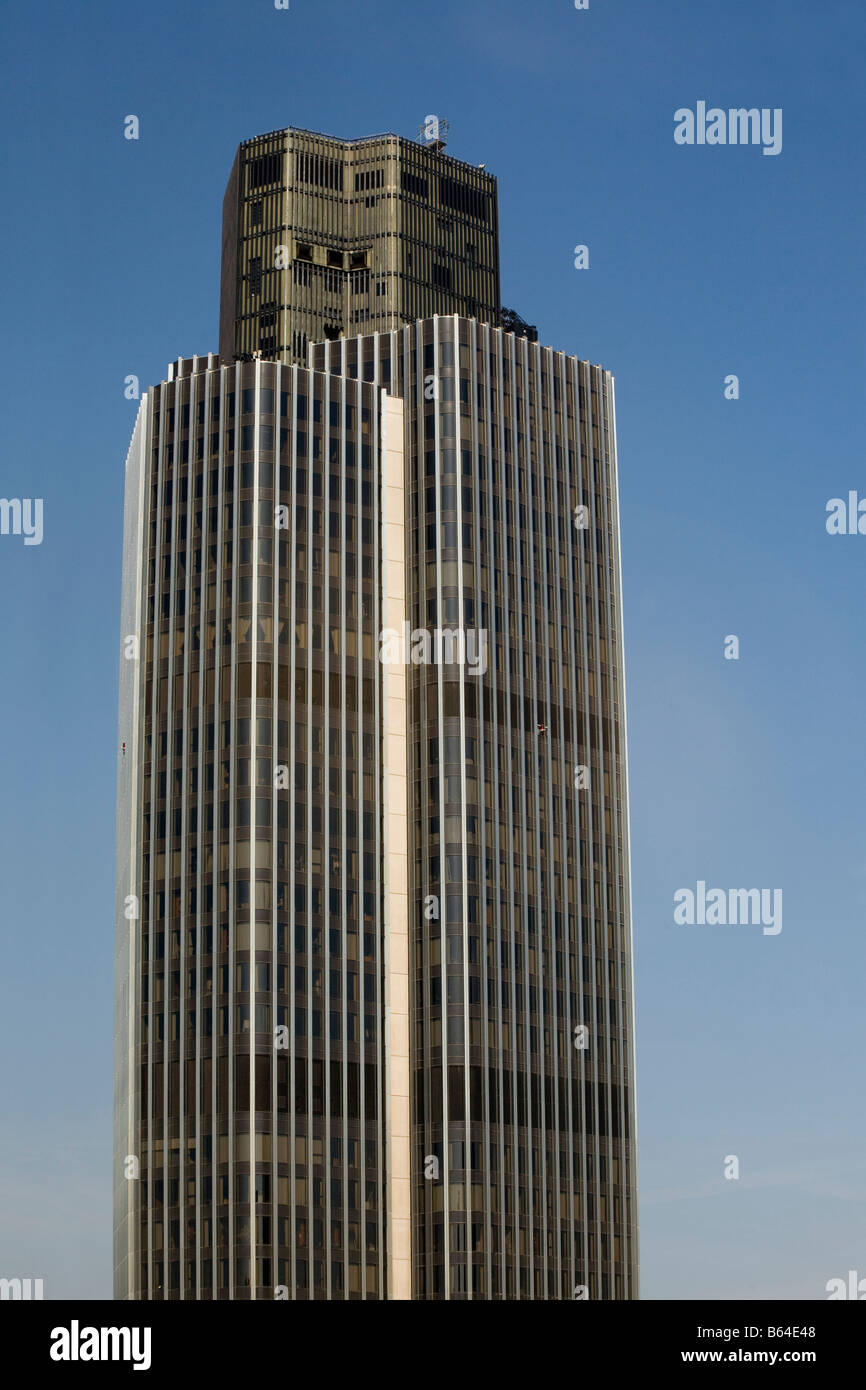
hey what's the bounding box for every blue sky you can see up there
[0,0,863,1299]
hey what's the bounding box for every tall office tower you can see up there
[219,126,500,367]
[115,128,637,1303]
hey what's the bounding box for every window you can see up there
[401,169,427,198]
[295,151,343,191]
[353,169,383,192]
[247,153,282,189]
[439,175,488,222]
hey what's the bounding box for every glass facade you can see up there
[116,354,393,1298]
[318,317,638,1299]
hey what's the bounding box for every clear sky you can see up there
[0,0,863,1300]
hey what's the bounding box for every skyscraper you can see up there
[115,124,637,1301]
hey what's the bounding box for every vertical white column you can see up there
[380,390,411,1300]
